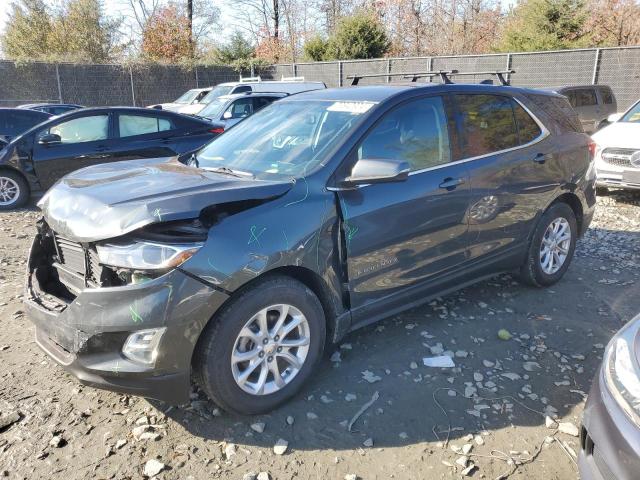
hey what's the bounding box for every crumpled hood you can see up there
[38,157,292,243]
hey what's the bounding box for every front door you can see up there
[337,95,471,312]
[33,113,112,190]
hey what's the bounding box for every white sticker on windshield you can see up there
[327,101,375,114]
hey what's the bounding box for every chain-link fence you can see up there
[1,46,640,109]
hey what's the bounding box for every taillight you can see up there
[588,139,597,159]
[209,127,224,134]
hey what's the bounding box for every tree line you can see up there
[2,0,640,67]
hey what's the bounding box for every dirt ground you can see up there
[1,191,640,480]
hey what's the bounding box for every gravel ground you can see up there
[1,191,640,480]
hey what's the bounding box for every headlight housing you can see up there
[96,240,202,271]
[604,318,640,427]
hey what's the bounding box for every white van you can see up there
[147,87,212,112]
[178,77,326,115]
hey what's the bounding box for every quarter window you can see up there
[455,94,518,157]
[49,115,109,143]
[600,88,614,105]
[513,102,542,144]
[358,96,451,171]
[119,114,172,137]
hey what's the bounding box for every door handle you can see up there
[439,177,465,191]
[533,153,550,164]
[95,145,110,152]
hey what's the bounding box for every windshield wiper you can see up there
[202,166,254,178]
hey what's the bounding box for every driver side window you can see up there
[358,96,451,171]
[46,115,109,144]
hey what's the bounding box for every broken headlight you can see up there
[96,241,202,271]
[604,318,640,427]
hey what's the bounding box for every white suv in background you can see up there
[178,77,326,115]
[592,98,640,191]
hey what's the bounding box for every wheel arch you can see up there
[550,192,584,235]
[191,266,343,369]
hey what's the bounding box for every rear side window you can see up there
[253,97,277,111]
[567,89,597,107]
[600,88,614,105]
[455,94,519,157]
[119,114,172,138]
[358,96,451,171]
[513,102,542,144]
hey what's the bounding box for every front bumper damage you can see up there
[579,369,640,480]
[24,231,229,404]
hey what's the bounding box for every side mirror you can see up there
[341,158,410,187]
[607,113,623,123]
[38,133,62,145]
[223,111,233,120]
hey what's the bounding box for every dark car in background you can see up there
[0,106,220,209]
[197,92,287,130]
[17,103,84,116]
[24,83,595,414]
[579,314,640,480]
[0,108,51,148]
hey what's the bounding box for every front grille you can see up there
[55,235,86,274]
[53,234,102,290]
[602,148,638,168]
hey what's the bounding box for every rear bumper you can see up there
[579,369,640,480]
[24,234,229,404]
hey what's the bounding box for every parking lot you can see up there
[0,190,637,479]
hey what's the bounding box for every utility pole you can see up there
[187,0,194,58]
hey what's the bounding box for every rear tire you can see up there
[517,202,577,287]
[0,170,29,210]
[194,275,326,415]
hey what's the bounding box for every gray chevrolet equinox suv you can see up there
[24,83,596,414]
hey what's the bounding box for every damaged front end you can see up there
[24,218,229,404]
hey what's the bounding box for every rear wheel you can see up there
[194,276,326,414]
[0,170,29,210]
[517,202,577,287]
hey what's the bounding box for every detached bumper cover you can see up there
[579,369,640,480]
[24,254,229,404]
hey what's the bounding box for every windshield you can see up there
[621,101,640,123]
[195,100,375,179]
[199,85,234,104]
[174,89,201,104]
[198,98,228,120]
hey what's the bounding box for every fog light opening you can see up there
[122,327,166,366]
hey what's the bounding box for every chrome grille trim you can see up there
[602,148,638,168]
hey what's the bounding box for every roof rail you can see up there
[280,76,305,82]
[239,76,262,83]
[347,69,515,86]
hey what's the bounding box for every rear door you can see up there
[337,95,471,312]
[32,112,112,189]
[110,111,214,161]
[457,93,556,263]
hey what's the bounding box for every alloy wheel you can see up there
[539,217,571,275]
[231,304,310,395]
[0,176,19,206]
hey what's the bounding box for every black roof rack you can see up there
[347,69,515,86]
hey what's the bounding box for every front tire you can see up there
[517,202,577,287]
[0,170,29,210]
[194,275,326,415]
